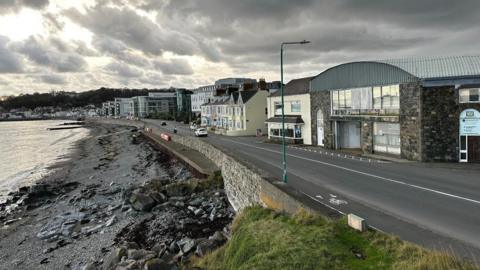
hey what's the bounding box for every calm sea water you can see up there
[0,120,89,203]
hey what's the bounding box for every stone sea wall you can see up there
[95,119,321,215]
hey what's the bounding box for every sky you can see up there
[0,0,479,96]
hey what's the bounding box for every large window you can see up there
[373,123,400,155]
[459,88,480,103]
[269,128,296,138]
[291,101,301,113]
[332,85,399,115]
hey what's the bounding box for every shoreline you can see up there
[0,122,233,270]
[0,120,91,204]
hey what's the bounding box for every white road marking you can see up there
[221,138,480,206]
[329,198,348,205]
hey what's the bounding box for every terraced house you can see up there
[310,56,480,162]
[266,77,313,145]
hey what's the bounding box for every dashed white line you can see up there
[221,138,480,206]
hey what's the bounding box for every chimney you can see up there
[258,78,267,91]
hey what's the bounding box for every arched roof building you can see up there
[309,56,480,163]
[311,56,480,92]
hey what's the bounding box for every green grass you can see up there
[188,207,478,270]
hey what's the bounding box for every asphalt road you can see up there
[145,119,480,258]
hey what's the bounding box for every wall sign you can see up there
[460,109,480,136]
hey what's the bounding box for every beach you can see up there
[0,122,233,270]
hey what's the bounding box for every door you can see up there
[317,110,324,146]
[468,136,480,162]
[338,121,361,149]
[317,127,324,146]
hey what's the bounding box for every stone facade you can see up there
[361,121,373,154]
[421,86,458,161]
[310,91,333,147]
[420,85,480,162]
[400,82,422,161]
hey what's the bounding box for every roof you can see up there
[270,77,313,97]
[311,56,480,91]
[379,56,480,79]
[265,115,304,124]
[239,90,257,104]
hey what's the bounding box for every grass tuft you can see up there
[187,206,479,270]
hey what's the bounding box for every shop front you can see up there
[459,109,480,162]
[266,116,305,144]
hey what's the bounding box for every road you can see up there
[145,119,480,257]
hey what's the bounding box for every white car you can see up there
[190,123,197,130]
[194,128,208,137]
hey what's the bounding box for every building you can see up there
[310,56,480,162]
[203,89,268,136]
[266,77,313,145]
[265,81,282,94]
[191,85,215,117]
[102,101,115,116]
[176,88,193,120]
[214,78,257,90]
[114,98,133,118]
[200,78,256,127]
[132,92,176,118]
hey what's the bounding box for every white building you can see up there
[266,77,313,145]
[114,98,133,118]
[191,85,215,116]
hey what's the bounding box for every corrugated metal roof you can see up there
[311,56,480,92]
[378,56,480,80]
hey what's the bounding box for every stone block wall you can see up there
[310,91,333,147]
[361,121,373,154]
[421,86,458,161]
[400,82,422,161]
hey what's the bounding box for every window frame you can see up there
[459,88,480,103]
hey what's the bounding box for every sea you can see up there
[0,120,90,203]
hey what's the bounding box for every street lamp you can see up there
[280,40,310,183]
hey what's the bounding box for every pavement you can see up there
[143,119,480,259]
[142,130,219,177]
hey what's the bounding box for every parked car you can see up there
[194,128,208,137]
[190,123,197,130]
[161,121,167,126]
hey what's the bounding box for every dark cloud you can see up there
[11,36,88,72]
[92,37,149,67]
[38,74,66,85]
[2,0,480,93]
[0,36,23,73]
[0,0,49,14]
[153,59,194,75]
[65,4,221,61]
[105,61,143,78]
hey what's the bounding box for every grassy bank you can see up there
[189,207,478,270]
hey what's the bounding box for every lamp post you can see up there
[280,40,310,183]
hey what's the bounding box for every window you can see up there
[291,101,301,112]
[274,102,282,115]
[332,91,339,110]
[338,90,346,108]
[270,127,295,138]
[345,90,352,108]
[459,88,480,103]
[373,123,400,155]
[373,87,382,109]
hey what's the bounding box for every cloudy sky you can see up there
[0,0,479,95]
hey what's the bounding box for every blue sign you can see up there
[460,109,480,136]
